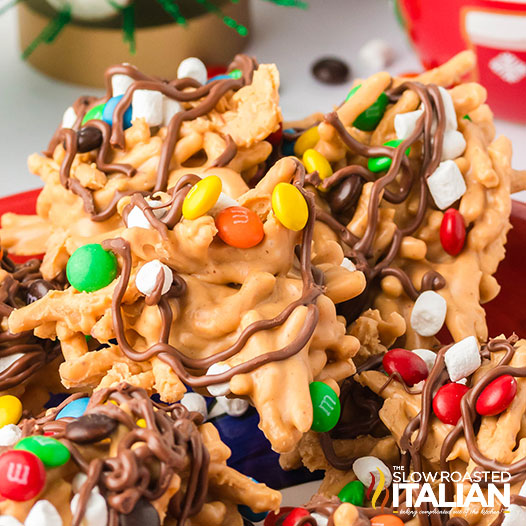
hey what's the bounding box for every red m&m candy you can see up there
[440,208,466,256]
[0,450,46,501]
[476,375,517,416]
[433,383,470,425]
[382,349,429,386]
[282,508,313,526]
[215,206,265,249]
[266,123,283,146]
[264,507,296,526]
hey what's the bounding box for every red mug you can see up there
[395,0,526,122]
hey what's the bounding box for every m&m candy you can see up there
[368,139,411,173]
[15,436,70,468]
[294,127,320,157]
[215,206,264,249]
[302,149,333,181]
[440,208,466,256]
[102,95,133,129]
[82,103,105,125]
[182,176,222,220]
[370,515,404,526]
[309,381,341,432]
[345,84,389,131]
[265,123,283,147]
[432,383,470,425]
[476,375,517,417]
[382,349,429,387]
[0,395,22,428]
[271,183,309,232]
[282,129,296,156]
[66,244,118,293]
[338,480,365,506]
[238,478,269,522]
[56,397,90,420]
[0,450,46,501]
[282,508,311,526]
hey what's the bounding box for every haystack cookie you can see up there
[0,382,280,526]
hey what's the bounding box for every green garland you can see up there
[1,0,308,58]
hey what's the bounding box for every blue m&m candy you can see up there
[55,397,90,420]
[238,478,269,522]
[282,128,296,156]
[102,95,132,129]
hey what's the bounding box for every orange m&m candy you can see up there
[371,515,404,526]
[215,206,264,249]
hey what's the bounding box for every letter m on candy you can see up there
[7,462,30,485]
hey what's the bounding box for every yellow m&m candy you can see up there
[302,149,333,181]
[136,418,147,428]
[0,395,22,427]
[293,126,320,157]
[182,176,222,220]
[271,183,309,231]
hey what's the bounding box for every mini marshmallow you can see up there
[444,336,481,382]
[72,472,100,495]
[310,513,329,526]
[180,392,208,420]
[209,192,240,217]
[0,517,22,526]
[126,199,166,229]
[412,349,437,373]
[132,89,163,127]
[135,260,173,297]
[502,504,526,526]
[352,456,392,490]
[0,424,22,446]
[111,74,134,97]
[25,500,63,526]
[71,491,108,526]
[206,363,231,397]
[340,257,356,272]
[216,396,249,417]
[456,378,468,386]
[162,96,182,127]
[358,39,396,71]
[0,353,25,374]
[410,290,447,337]
[394,109,424,141]
[177,57,208,85]
[441,130,466,161]
[438,86,458,131]
[426,160,466,210]
[62,106,77,129]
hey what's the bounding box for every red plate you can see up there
[0,189,524,339]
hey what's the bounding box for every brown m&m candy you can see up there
[65,413,118,443]
[119,498,160,526]
[77,126,103,153]
[311,57,350,85]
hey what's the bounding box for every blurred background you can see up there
[0,0,524,198]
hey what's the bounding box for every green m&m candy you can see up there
[309,381,341,432]
[66,244,118,293]
[338,480,365,506]
[15,436,70,468]
[368,139,411,173]
[346,84,389,131]
[82,103,105,125]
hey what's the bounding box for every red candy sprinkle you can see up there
[476,375,517,416]
[266,123,283,146]
[215,206,265,249]
[383,348,429,386]
[282,508,313,526]
[0,450,46,501]
[433,383,470,425]
[440,208,466,256]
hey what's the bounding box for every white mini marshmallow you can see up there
[216,396,249,417]
[135,260,173,297]
[438,86,458,131]
[441,130,466,161]
[410,290,447,337]
[72,472,88,494]
[111,73,134,97]
[0,516,22,526]
[177,57,208,85]
[352,456,392,490]
[310,513,329,526]
[0,424,22,447]
[25,500,63,526]
[180,392,208,420]
[162,96,182,127]
[206,363,231,397]
[126,199,167,229]
[394,109,424,141]
[426,160,466,210]
[340,257,356,272]
[62,106,77,129]
[71,491,108,526]
[412,349,437,373]
[456,378,468,386]
[358,39,396,71]
[132,89,163,127]
[0,353,25,375]
[502,505,526,526]
[444,336,481,382]
[209,192,239,217]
